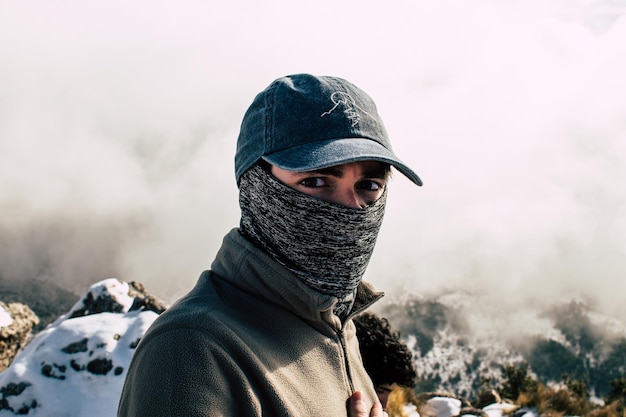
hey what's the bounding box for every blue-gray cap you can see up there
[235,74,422,186]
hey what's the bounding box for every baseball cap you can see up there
[235,74,422,186]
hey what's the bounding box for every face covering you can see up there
[238,165,386,319]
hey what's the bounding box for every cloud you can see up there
[1,0,625,325]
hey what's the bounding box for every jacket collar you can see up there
[210,228,384,330]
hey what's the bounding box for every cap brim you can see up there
[262,138,422,186]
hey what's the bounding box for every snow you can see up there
[0,306,13,328]
[426,396,462,417]
[482,402,520,417]
[63,279,135,319]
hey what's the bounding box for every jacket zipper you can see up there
[337,328,355,395]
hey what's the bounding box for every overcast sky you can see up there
[1,0,626,323]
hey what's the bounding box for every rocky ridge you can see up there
[377,291,626,401]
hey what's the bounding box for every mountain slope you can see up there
[0,278,79,331]
[377,292,626,401]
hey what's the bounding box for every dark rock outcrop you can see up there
[127,281,168,315]
[68,279,167,319]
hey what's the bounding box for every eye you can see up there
[356,179,384,192]
[299,177,327,188]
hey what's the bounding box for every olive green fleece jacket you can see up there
[117,228,384,417]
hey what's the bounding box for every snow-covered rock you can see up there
[0,278,166,416]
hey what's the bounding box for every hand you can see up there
[348,390,388,417]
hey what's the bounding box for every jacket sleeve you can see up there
[117,327,261,417]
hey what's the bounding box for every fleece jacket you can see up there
[117,228,384,417]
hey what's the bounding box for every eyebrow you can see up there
[302,164,390,179]
[307,167,344,177]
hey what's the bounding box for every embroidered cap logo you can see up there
[320,91,370,128]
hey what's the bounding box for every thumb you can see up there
[348,391,368,416]
[348,391,388,417]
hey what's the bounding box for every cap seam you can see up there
[264,81,277,163]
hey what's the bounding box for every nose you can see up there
[333,188,366,209]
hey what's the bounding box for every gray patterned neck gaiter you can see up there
[239,165,386,319]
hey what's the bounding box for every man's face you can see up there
[375,383,397,409]
[270,161,389,208]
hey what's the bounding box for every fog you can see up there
[1,0,625,324]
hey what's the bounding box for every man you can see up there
[117,73,422,417]
[354,312,418,412]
